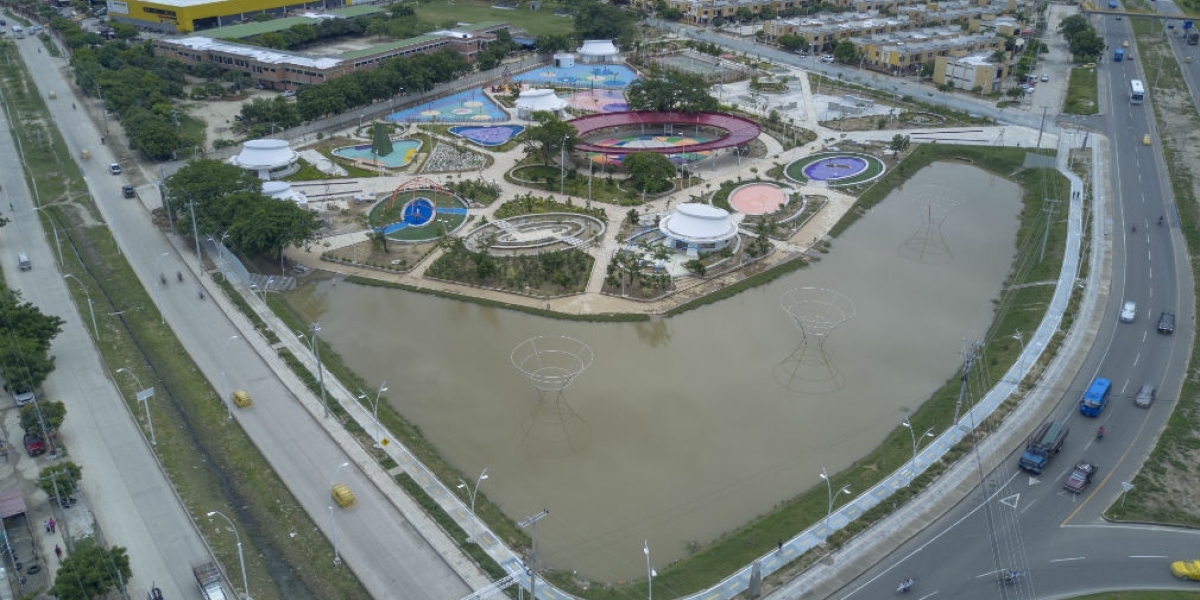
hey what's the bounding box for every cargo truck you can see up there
[193,561,228,600]
[1018,420,1069,474]
[1114,48,1124,62]
[1109,0,1118,7]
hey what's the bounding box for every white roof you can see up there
[168,36,342,70]
[578,39,618,56]
[659,203,739,243]
[262,180,307,205]
[231,139,298,170]
[516,89,569,111]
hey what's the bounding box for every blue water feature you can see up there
[514,64,638,89]
[388,89,508,123]
[403,199,434,226]
[331,140,422,167]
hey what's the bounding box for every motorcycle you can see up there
[176,271,183,282]
[896,578,915,595]
[1096,426,1105,440]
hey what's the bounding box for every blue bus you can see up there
[1079,377,1113,417]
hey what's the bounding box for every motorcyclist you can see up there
[1132,224,1137,232]
[1159,215,1165,226]
[1097,426,1105,439]
[897,578,914,593]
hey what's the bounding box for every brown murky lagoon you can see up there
[288,162,1021,581]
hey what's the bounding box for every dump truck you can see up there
[193,561,228,600]
[1018,420,1068,474]
[1114,48,1125,62]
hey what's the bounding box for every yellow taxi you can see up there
[331,484,356,508]
[1123,39,1130,47]
[1143,133,1152,145]
[1171,559,1200,581]
[232,389,253,408]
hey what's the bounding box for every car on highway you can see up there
[108,163,122,175]
[1040,73,1050,82]
[23,432,46,457]
[1144,133,1153,145]
[1135,383,1156,408]
[1064,461,1098,493]
[1171,559,1200,580]
[820,55,834,63]
[1158,311,1176,334]
[1120,301,1137,322]
[122,184,136,198]
[1124,39,1130,47]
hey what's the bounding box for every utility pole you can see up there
[519,509,549,600]
[1035,106,1048,151]
[1040,197,1059,262]
[189,198,202,274]
[952,341,981,426]
[43,470,74,551]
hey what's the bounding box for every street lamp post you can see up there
[357,380,388,448]
[154,252,170,324]
[220,335,240,420]
[116,367,155,446]
[63,274,98,339]
[455,466,490,517]
[206,510,251,600]
[643,540,655,600]
[328,462,351,565]
[560,135,569,195]
[311,323,328,418]
[819,467,851,539]
[900,418,935,484]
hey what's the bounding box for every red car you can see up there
[23,432,46,457]
[1064,461,1098,493]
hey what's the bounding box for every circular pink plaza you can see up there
[729,183,787,215]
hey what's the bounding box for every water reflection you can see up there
[291,162,1021,581]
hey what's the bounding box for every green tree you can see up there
[1058,14,1091,40]
[833,39,860,64]
[38,461,82,498]
[1067,29,1106,62]
[889,134,911,153]
[537,33,574,54]
[0,294,65,391]
[777,34,807,51]
[21,400,66,435]
[371,122,394,157]
[50,539,132,600]
[626,67,718,113]
[573,1,636,41]
[623,152,676,192]
[522,112,578,166]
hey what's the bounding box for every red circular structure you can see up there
[568,111,762,155]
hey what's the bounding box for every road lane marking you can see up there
[1049,556,1086,563]
[1131,555,1168,558]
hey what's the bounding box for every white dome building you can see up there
[230,139,300,180]
[578,39,619,64]
[659,203,742,253]
[262,180,308,210]
[515,88,569,120]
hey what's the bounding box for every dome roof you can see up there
[579,39,618,56]
[261,180,307,205]
[516,89,569,112]
[659,203,740,243]
[231,139,298,170]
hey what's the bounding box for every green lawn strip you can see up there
[508,164,635,203]
[1105,13,1200,527]
[1064,67,1100,115]
[1066,593,1200,600]
[0,44,368,600]
[414,0,574,37]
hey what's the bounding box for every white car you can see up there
[281,89,296,98]
[1120,301,1137,323]
[1040,73,1050,82]
[821,55,835,63]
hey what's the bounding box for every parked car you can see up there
[1134,383,1156,408]
[1120,301,1137,322]
[23,432,46,457]
[281,89,296,98]
[1063,461,1098,493]
[1158,311,1176,334]
[1172,559,1200,581]
[108,163,122,175]
[7,383,34,406]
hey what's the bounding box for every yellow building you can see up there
[107,0,350,34]
[932,52,1006,91]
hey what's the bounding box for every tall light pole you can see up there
[63,274,98,339]
[311,322,328,418]
[519,509,549,600]
[900,418,934,484]
[357,380,388,449]
[560,135,568,195]
[643,539,655,600]
[116,367,155,446]
[206,510,251,600]
[819,467,851,539]
[328,462,351,565]
[220,335,240,420]
[456,466,490,517]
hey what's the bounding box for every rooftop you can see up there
[164,36,343,69]
[203,5,383,39]
[338,34,445,60]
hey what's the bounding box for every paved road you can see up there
[0,40,209,599]
[8,36,478,599]
[806,7,1200,599]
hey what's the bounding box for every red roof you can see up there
[568,111,762,155]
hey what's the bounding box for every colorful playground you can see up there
[331,140,422,168]
[564,90,628,113]
[370,178,470,242]
[388,89,508,123]
[585,134,713,165]
[514,64,638,89]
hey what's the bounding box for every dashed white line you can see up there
[1049,556,1086,563]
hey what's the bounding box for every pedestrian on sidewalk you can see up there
[43,519,49,533]
[54,545,62,561]
[49,518,56,533]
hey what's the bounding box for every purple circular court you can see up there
[803,157,869,181]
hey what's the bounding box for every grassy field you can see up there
[0,42,369,600]
[1064,66,1100,115]
[414,0,574,37]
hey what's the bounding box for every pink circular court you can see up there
[729,183,788,215]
